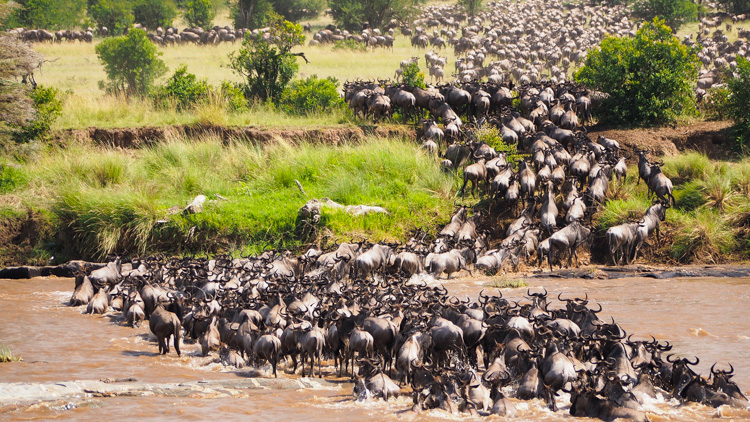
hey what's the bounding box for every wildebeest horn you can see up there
[687,356,699,366]
[666,354,677,363]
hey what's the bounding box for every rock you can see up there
[0,266,41,279]
[183,195,207,214]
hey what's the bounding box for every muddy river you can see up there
[1,276,749,421]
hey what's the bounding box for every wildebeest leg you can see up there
[173,326,181,356]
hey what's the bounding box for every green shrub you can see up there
[574,17,700,126]
[90,0,134,36]
[220,81,249,112]
[132,0,177,29]
[473,126,519,160]
[95,29,168,96]
[402,62,426,89]
[184,0,214,29]
[279,75,344,116]
[229,19,304,103]
[12,85,63,144]
[152,65,211,111]
[726,56,750,148]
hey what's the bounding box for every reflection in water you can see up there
[1,276,749,421]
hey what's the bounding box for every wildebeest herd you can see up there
[68,250,748,420]
[343,77,674,271]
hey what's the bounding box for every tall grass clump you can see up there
[54,187,162,259]
[595,197,652,230]
[662,151,712,184]
[0,345,22,363]
[669,209,737,263]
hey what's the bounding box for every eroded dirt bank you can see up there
[53,124,416,148]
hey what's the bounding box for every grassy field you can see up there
[33,24,460,130]
[0,135,456,263]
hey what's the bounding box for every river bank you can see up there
[2,121,749,267]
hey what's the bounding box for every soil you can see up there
[53,121,737,159]
[587,120,736,159]
[54,124,416,148]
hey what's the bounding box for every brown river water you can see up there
[1,275,749,421]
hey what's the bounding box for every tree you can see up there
[574,17,699,126]
[184,0,214,29]
[132,0,177,29]
[233,0,273,29]
[1,1,41,143]
[715,0,750,14]
[458,0,484,16]
[229,19,305,102]
[14,0,86,29]
[271,0,324,22]
[95,28,168,96]
[232,0,322,29]
[90,0,134,35]
[632,0,699,30]
[328,0,420,31]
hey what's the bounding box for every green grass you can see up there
[32,31,459,130]
[1,135,456,261]
[0,346,22,363]
[487,278,529,288]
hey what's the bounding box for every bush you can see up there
[184,0,215,29]
[229,19,304,103]
[473,126,519,159]
[279,75,344,116]
[152,65,211,110]
[12,86,63,144]
[220,81,249,112]
[402,62,426,89]
[90,0,134,36]
[726,56,750,148]
[574,17,700,126]
[95,29,168,96]
[132,0,177,30]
